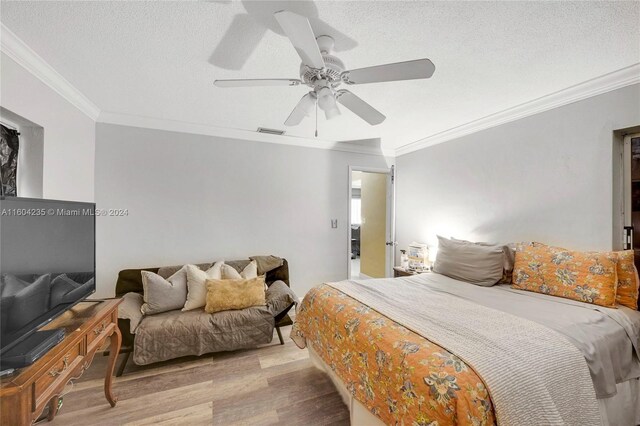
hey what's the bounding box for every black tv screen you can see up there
[0,197,95,353]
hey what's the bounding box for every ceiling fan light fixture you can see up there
[300,92,317,117]
[316,86,334,106]
[317,87,340,120]
[324,104,341,120]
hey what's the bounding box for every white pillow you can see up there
[221,260,258,279]
[182,262,224,311]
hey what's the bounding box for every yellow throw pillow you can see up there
[204,277,266,314]
[512,244,618,308]
[614,250,639,310]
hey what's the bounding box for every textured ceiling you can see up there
[1,1,638,150]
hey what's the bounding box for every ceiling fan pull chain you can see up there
[315,99,318,137]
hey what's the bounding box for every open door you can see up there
[623,134,640,271]
[348,166,395,279]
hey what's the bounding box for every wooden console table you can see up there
[0,299,122,425]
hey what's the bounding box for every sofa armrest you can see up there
[118,292,144,334]
[265,280,299,317]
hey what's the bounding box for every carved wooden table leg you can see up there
[104,326,122,407]
[47,396,60,421]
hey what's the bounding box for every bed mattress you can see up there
[291,273,640,425]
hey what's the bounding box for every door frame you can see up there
[621,132,640,249]
[347,165,395,279]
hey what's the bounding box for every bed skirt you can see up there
[308,343,640,426]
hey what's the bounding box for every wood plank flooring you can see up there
[48,323,350,426]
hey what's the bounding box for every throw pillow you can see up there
[512,244,618,307]
[141,266,188,315]
[183,262,224,311]
[119,292,144,333]
[221,260,258,279]
[265,280,299,317]
[204,277,266,314]
[451,237,515,283]
[614,250,639,310]
[526,243,638,309]
[433,236,504,286]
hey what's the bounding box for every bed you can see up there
[291,273,640,426]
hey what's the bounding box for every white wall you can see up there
[0,53,95,201]
[16,126,44,198]
[396,84,640,256]
[95,123,392,298]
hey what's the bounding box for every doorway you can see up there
[348,167,394,279]
[622,133,640,271]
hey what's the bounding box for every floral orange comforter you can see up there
[291,284,495,426]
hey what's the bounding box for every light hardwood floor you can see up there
[48,323,350,426]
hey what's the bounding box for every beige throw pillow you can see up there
[221,260,258,279]
[451,237,515,283]
[433,235,505,286]
[182,262,224,311]
[205,277,266,314]
[141,267,188,315]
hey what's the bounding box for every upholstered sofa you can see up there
[114,258,296,375]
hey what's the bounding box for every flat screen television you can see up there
[0,197,95,359]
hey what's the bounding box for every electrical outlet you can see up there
[331,219,338,228]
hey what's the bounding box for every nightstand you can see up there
[393,266,430,277]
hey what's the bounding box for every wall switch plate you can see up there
[331,219,338,228]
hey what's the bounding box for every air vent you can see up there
[257,127,285,136]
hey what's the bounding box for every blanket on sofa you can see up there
[133,305,274,365]
[132,279,297,365]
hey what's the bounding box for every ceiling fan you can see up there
[214,10,435,128]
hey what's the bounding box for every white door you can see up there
[348,166,395,279]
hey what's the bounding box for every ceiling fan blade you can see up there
[214,79,301,87]
[343,59,435,85]
[336,90,385,125]
[285,92,316,126]
[274,10,325,69]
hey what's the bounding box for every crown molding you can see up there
[3,20,635,159]
[395,63,640,157]
[0,23,101,121]
[0,23,391,157]
[98,111,395,157]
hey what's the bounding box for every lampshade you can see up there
[324,104,340,120]
[317,87,341,120]
[300,92,317,117]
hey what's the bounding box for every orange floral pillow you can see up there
[614,250,639,310]
[512,244,618,308]
[528,243,638,309]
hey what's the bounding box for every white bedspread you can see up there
[329,275,603,426]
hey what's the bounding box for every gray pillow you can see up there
[141,267,188,315]
[118,292,144,333]
[451,237,515,283]
[433,236,504,286]
[265,280,299,317]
